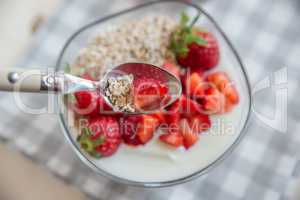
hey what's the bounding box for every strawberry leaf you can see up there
[180,12,189,27]
[170,12,207,57]
[185,33,207,46]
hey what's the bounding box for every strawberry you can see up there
[206,72,229,92]
[180,95,203,117]
[205,72,239,112]
[159,131,183,147]
[84,116,121,157]
[121,114,161,146]
[171,12,220,71]
[162,60,181,79]
[136,115,160,144]
[150,112,165,124]
[162,94,211,149]
[134,78,169,110]
[201,86,226,114]
[163,100,181,133]
[72,91,115,116]
[182,72,207,99]
[73,91,99,116]
[187,113,211,133]
[223,85,239,105]
[179,119,199,149]
[120,116,143,146]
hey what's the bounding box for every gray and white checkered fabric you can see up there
[0,0,299,199]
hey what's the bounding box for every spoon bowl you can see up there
[101,63,182,114]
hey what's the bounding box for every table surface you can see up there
[0,0,60,67]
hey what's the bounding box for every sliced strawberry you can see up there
[223,85,239,105]
[150,112,165,124]
[180,119,199,149]
[97,96,113,112]
[137,115,160,144]
[188,113,211,133]
[120,116,143,146]
[88,116,121,157]
[183,72,207,99]
[206,72,229,92]
[206,71,239,113]
[180,95,203,117]
[159,131,183,147]
[134,78,169,110]
[201,87,226,114]
[162,60,181,79]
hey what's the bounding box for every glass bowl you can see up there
[55,0,251,187]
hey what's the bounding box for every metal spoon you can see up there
[0,63,182,114]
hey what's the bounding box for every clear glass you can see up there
[55,0,251,187]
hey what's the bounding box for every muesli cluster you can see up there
[104,74,135,112]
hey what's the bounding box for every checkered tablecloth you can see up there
[0,0,299,199]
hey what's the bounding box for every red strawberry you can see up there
[179,119,199,149]
[165,95,202,118]
[120,116,143,146]
[177,31,219,70]
[121,114,161,146]
[180,95,203,117]
[159,131,183,147]
[182,72,207,99]
[162,60,181,79]
[206,72,229,92]
[136,115,160,144]
[134,78,169,110]
[163,100,181,133]
[201,86,226,114]
[73,91,99,116]
[150,112,165,124]
[206,72,239,112]
[171,13,219,70]
[72,91,114,116]
[88,116,121,157]
[223,85,239,105]
[187,113,211,133]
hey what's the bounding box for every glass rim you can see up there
[55,0,252,188]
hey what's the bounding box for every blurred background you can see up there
[0,0,299,200]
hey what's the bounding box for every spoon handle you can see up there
[0,68,97,94]
[0,68,57,93]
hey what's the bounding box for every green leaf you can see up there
[80,139,94,153]
[185,33,207,46]
[81,127,92,136]
[92,135,105,146]
[180,12,189,27]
